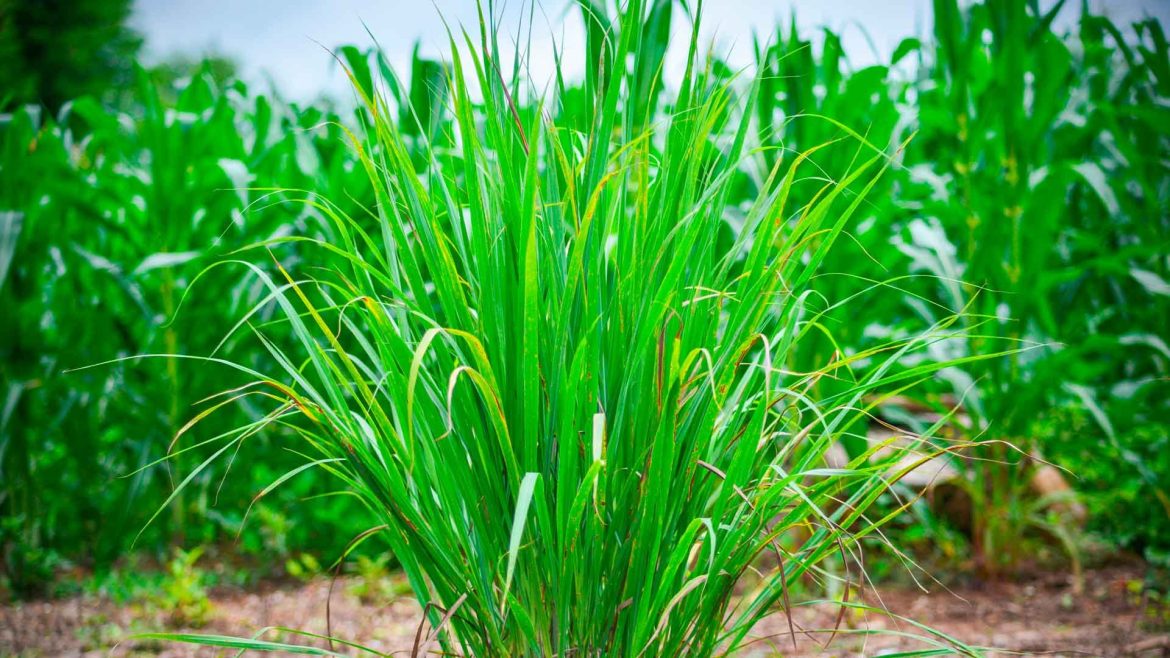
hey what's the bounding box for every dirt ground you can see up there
[2,562,1168,657]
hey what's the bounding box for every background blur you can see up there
[128,0,1170,100]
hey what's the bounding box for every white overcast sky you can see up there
[130,0,1170,102]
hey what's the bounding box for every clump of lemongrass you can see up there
[145,1,998,655]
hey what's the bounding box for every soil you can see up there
[2,562,1167,657]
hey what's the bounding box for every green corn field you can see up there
[0,0,1167,655]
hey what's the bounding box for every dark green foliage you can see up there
[0,0,142,111]
[0,68,376,595]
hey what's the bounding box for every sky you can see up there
[130,0,1170,102]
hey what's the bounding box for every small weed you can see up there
[1129,564,1170,632]
[346,554,402,605]
[139,547,212,627]
[283,552,320,582]
[75,614,129,653]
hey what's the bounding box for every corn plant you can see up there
[143,3,1001,655]
[0,64,377,592]
[1,104,83,594]
[890,0,1170,574]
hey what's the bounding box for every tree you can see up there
[0,0,142,111]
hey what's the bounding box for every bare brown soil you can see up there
[2,563,1167,657]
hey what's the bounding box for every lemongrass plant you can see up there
[148,1,997,655]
